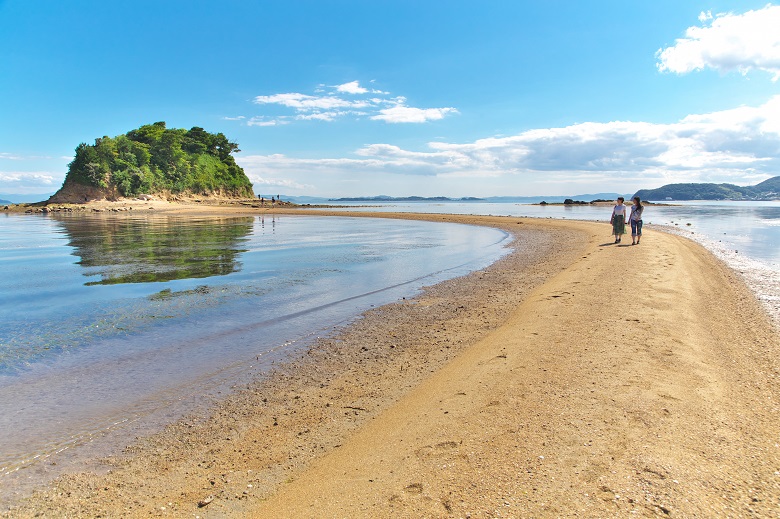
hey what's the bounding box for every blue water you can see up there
[0,213,509,486]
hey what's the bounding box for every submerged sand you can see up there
[2,206,779,518]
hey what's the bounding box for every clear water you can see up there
[0,213,509,488]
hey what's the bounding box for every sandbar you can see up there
[2,205,778,518]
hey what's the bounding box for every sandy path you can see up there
[2,209,778,518]
[251,221,780,517]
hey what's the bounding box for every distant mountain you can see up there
[323,193,629,204]
[634,176,780,201]
[0,198,11,205]
[483,192,628,204]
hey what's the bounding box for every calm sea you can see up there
[0,213,509,495]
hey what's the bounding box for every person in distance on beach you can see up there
[629,196,644,245]
[611,197,627,243]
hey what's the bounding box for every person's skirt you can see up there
[612,217,626,235]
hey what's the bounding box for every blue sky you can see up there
[1,1,779,198]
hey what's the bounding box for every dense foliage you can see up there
[65,122,254,198]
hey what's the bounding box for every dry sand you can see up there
[2,204,779,518]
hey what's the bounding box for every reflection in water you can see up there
[58,216,253,285]
[1,216,255,373]
[754,206,780,221]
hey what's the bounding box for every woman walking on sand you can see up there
[611,197,627,243]
[629,196,644,245]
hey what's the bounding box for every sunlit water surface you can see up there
[0,214,509,494]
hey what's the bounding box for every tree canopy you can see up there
[64,122,254,198]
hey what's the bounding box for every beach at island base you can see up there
[2,206,779,518]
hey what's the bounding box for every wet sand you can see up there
[2,204,779,518]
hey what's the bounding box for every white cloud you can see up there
[0,171,56,184]
[657,5,780,80]
[238,81,457,125]
[371,105,459,123]
[295,111,370,122]
[237,95,780,188]
[0,171,60,194]
[222,116,246,121]
[253,92,367,111]
[1,152,59,161]
[335,80,389,95]
[247,116,290,127]
[335,81,368,94]
[249,176,313,191]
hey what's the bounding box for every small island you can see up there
[49,122,254,203]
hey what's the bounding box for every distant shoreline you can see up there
[1,197,681,215]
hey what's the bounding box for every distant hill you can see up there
[322,193,630,204]
[753,176,780,194]
[49,122,254,203]
[634,176,780,201]
[0,193,57,204]
[484,192,628,204]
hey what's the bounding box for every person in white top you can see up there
[628,196,644,245]
[610,197,627,244]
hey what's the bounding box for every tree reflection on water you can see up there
[56,216,253,285]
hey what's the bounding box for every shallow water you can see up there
[0,213,509,492]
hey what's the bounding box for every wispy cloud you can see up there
[0,171,59,194]
[0,171,57,183]
[657,4,780,81]
[371,105,458,123]
[253,92,370,111]
[249,175,314,191]
[247,116,290,127]
[237,95,780,187]
[1,152,60,161]
[234,81,457,126]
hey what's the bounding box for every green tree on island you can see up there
[58,122,254,200]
